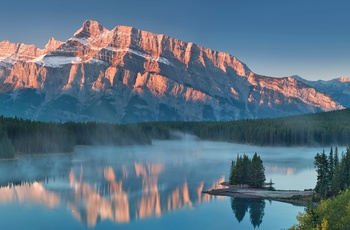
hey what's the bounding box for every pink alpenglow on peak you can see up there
[338,77,350,83]
[44,37,64,53]
[0,20,347,123]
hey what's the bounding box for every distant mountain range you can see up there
[0,20,347,123]
[291,75,350,108]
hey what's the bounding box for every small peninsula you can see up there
[203,183,315,206]
[204,153,315,206]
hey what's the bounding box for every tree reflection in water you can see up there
[231,197,265,228]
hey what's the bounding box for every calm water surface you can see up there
[0,138,340,229]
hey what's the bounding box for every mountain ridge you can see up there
[0,20,346,123]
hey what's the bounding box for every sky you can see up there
[1,0,349,80]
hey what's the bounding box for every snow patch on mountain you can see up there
[104,46,172,65]
[86,58,109,65]
[0,57,16,66]
[0,19,347,123]
[31,55,82,67]
[69,37,92,47]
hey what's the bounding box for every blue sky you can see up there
[1,0,349,80]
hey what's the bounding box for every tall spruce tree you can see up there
[343,147,350,189]
[233,155,244,184]
[314,150,329,198]
[229,160,236,184]
[249,153,266,188]
[334,147,339,169]
[331,147,341,195]
[314,147,350,198]
[328,147,334,184]
[242,154,251,184]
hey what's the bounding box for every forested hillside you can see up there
[1,109,350,159]
[140,109,350,146]
[0,117,151,159]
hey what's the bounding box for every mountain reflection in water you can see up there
[0,163,225,227]
[0,141,324,229]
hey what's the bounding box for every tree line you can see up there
[1,108,350,159]
[314,146,350,199]
[290,147,350,229]
[139,108,350,146]
[0,116,151,159]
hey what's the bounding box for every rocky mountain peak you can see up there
[0,20,347,123]
[0,40,44,65]
[44,37,63,53]
[0,40,12,47]
[74,19,110,40]
[0,40,17,58]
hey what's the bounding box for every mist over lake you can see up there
[0,138,343,229]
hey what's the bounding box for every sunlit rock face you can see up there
[291,75,350,108]
[0,20,345,123]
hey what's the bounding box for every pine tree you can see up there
[229,160,236,184]
[331,149,341,195]
[334,147,339,168]
[242,154,251,184]
[314,150,329,198]
[249,153,266,188]
[343,147,350,188]
[328,147,334,184]
[234,155,245,185]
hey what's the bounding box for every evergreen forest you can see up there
[1,108,350,159]
[0,117,151,159]
[290,147,350,229]
[139,108,350,146]
[229,153,266,188]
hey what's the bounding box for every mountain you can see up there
[291,75,350,108]
[0,20,345,123]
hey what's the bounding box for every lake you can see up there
[0,137,339,229]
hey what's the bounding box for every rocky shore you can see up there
[203,182,316,206]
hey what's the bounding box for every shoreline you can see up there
[203,183,317,206]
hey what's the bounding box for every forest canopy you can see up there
[1,108,350,159]
[290,147,350,229]
[139,108,350,146]
[229,153,266,188]
[0,117,151,158]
